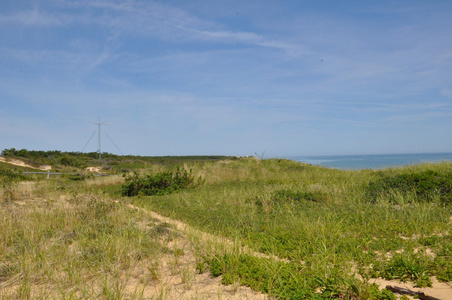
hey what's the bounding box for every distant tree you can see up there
[1,148,17,156]
[16,149,30,158]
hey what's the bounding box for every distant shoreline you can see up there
[288,152,452,170]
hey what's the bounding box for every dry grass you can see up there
[0,178,267,299]
[84,174,125,187]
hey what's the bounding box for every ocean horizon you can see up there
[287,152,452,170]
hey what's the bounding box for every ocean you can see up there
[288,152,452,170]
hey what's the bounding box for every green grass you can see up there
[1,153,451,299]
[127,158,452,298]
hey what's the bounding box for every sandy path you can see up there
[126,202,288,263]
[121,201,270,299]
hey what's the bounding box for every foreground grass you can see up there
[0,181,159,298]
[1,156,451,299]
[130,158,452,299]
[0,177,213,299]
[0,172,266,299]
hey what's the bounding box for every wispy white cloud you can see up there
[0,9,70,26]
[0,47,90,66]
[379,111,452,124]
[68,0,306,56]
[326,100,451,112]
[180,27,306,56]
[72,0,214,38]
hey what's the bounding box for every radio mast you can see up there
[93,117,107,159]
[82,117,123,159]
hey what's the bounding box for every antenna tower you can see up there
[82,117,123,159]
[93,117,107,159]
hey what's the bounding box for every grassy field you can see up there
[0,152,451,299]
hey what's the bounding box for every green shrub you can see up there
[0,169,26,182]
[121,167,203,196]
[60,156,79,167]
[366,170,452,204]
[68,173,86,181]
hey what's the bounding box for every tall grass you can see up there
[0,176,185,298]
[129,158,452,298]
[2,156,451,299]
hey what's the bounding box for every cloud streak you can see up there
[0,9,68,26]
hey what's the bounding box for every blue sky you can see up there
[1,0,451,157]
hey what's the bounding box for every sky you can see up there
[1,0,452,157]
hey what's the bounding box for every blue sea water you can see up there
[288,152,452,170]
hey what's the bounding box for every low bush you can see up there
[0,169,26,182]
[68,173,87,181]
[121,167,203,196]
[60,156,86,168]
[366,170,452,204]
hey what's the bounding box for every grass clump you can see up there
[366,170,452,204]
[206,254,398,299]
[0,168,28,202]
[375,253,433,287]
[207,254,311,299]
[272,189,322,203]
[121,167,203,196]
[432,236,452,282]
[0,168,27,182]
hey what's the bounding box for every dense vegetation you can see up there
[1,149,451,299]
[366,170,452,204]
[121,168,204,196]
[1,148,233,172]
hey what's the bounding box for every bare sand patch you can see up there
[0,156,51,170]
[85,166,102,173]
[372,277,452,300]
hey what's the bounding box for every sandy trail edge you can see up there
[0,196,268,300]
[125,202,288,263]
[125,202,452,300]
[371,278,451,300]
[0,156,51,170]
[121,201,270,299]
